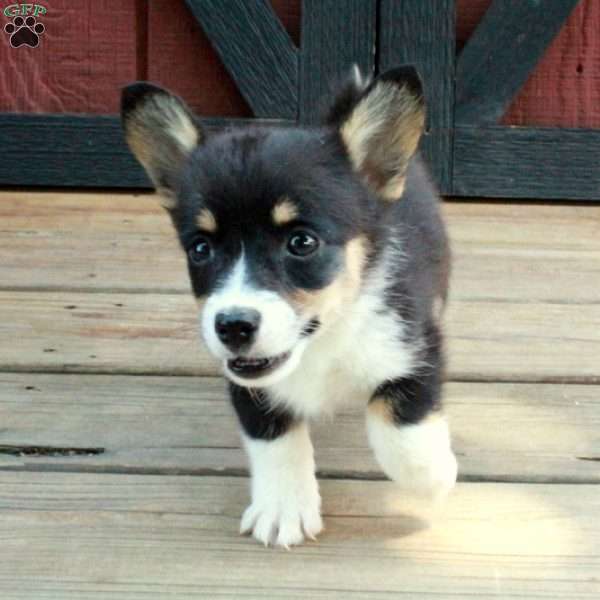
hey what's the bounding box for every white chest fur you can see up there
[267,286,416,419]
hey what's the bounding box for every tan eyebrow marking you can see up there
[272,197,299,226]
[195,208,217,233]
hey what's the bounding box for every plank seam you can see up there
[0,464,597,484]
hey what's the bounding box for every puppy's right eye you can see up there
[287,231,319,257]
[188,238,212,264]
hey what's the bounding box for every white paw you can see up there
[240,482,323,548]
[367,411,458,500]
[408,446,457,500]
[241,425,323,547]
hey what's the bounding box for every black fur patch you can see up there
[381,159,450,334]
[371,323,443,425]
[229,383,296,440]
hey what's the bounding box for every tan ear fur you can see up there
[121,84,201,207]
[338,71,425,201]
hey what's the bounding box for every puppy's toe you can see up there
[252,510,278,546]
[239,504,259,535]
[302,505,324,540]
[275,514,305,548]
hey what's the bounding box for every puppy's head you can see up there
[121,67,425,387]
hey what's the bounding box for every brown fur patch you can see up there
[288,236,368,319]
[367,397,395,424]
[156,192,177,210]
[272,197,299,226]
[195,208,218,233]
[340,81,424,201]
[368,399,445,427]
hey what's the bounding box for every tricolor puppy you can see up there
[121,66,457,548]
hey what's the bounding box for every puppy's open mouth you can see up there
[227,351,291,379]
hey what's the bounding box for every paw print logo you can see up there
[4,16,45,48]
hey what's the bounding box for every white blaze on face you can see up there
[201,252,302,369]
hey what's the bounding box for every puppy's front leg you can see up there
[230,384,322,547]
[366,328,457,499]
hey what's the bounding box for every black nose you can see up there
[215,308,261,352]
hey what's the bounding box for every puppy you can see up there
[121,66,457,548]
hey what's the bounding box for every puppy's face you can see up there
[121,67,424,387]
[177,129,370,386]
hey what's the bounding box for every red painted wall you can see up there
[1,0,599,127]
[0,0,138,113]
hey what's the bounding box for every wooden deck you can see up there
[0,191,599,598]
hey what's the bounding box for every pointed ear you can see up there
[325,64,371,128]
[330,66,425,201]
[121,82,202,208]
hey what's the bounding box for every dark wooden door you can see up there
[0,0,377,188]
[380,0,600,199]
[1,0,599,199]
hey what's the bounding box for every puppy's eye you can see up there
[287,231,319,257]
[188,238,212,264]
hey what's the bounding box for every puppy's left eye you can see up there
[188,237,212,264]
[287,231,319,257]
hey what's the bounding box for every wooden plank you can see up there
[453,126,600,199]
[378,0,455,193]
[445,299,600,382]
[0,192,173,234]
[0,115,291,188]
[0,291,216,376]
[445,201,600,304]
[184,0,298,119]
[455,0,581,126]
[299,0,377,125]
[1,374,598,483]
[0,473,598,598]
[1,289,600,382]
[2,193,599,304]
[0,114,149,188]
[0,0,138,114]
[0,191,189,294]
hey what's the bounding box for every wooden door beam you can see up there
[378,0,456,194]
[455,0,581,126]
[299,0,376,125]
[185,0,298,119]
